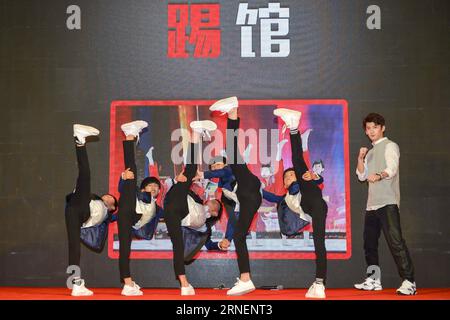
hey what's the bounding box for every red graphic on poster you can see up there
[168,4,221,58]
[108,100,351,261]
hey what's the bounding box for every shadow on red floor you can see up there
[0,288,449,300]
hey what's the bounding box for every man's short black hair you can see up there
[363,113,385,129]
[140,176,161,190]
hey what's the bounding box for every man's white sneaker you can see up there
[209,96,238,114]
[121,282,144,296]
[121,120,148,139]
[396,280,417,295]
[71,279,94,297]
[73,124,100,145]
[190,120,217,140]
[273,108,302,132]
[181,284,196,296]
[305,281,326,299]
[227,278,256,296]
[354,277,383,291]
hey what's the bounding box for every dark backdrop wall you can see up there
[0,0,449,288]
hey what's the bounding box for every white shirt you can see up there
[221,183,266,213]
[221,184,240,212]
[356,137,400,210]
[133,198,157,230]
[181,195,208,229]
[82,200,109,228]
[284,192,312,223]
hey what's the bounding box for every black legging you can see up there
[290,131,328,281]
[164,143,199,277]
[222,194,238,240]
[65,144,93,268]
[227,118,262,274]
[118,140,140,281]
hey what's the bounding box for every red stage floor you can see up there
[0,287,448,300]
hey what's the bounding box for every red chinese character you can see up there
[168,4,190,58]
[168,4,221,58]
[189,4,220,58]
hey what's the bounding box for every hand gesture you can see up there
[219,239,230,251]
[358,147,369,160]
[192,171,204,181]
[121,168,135,180]
[302,171,314,181]
[367,173,381,183]
[175,172,187,183]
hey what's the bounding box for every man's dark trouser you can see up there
[364,204,415,282]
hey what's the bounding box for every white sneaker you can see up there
[209,96,239,114]
[273,108,302,132]
[121,120,148,139]
[121,282,144,296]
[354,277,383,291]
[305,281,326,299]
[73,124,100,145]
[227,278,256,296]
[396,280,417,295]
[190,120,217,140]
[181,284,196,296]
[71,279,94,297]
